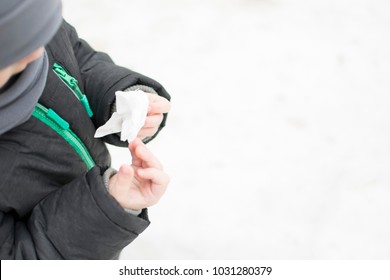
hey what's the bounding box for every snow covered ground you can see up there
[63,0,390,259]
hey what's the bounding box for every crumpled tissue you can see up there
[94,90,149,142]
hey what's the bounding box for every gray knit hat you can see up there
[0,0,62,69]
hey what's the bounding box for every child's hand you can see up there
[137,93,171,140]
[108,138,169,210]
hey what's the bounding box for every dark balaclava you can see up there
[0,0,62,135]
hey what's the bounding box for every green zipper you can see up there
[52,63,93,117]
[32,103,95,170]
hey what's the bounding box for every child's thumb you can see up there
[116,164,134,185]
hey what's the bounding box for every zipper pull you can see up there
[53,63,66,76]
[54,67,76,88]
[47,109,70,130]
[65,77,93,117]
[80,95,93,117]
[53,63,93,118]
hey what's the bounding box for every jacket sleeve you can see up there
[0,166,150,260]
[64,20,171,146]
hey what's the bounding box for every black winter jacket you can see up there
[0,20,170,259]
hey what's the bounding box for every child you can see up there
[0,0,171,259]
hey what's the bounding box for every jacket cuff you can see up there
[88,167,149,234]
[124,85,158,94]
[28,166,150,259]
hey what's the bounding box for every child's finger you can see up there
[137,127,159,139]
[129,138,162,169]
[128,138,143,166]
[137,168,169,191]
[114,164,134,187]
[134,140,163,170]
[143,114,163,128]
[148,96,171,114]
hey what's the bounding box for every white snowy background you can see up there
[63,0,390,259]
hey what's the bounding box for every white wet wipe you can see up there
[94,90,148,142]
